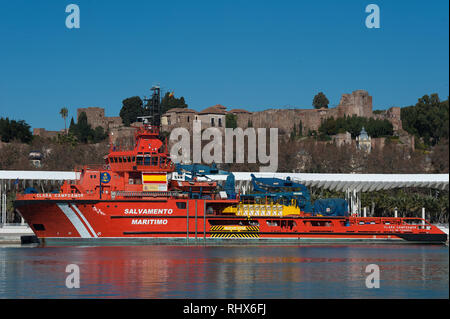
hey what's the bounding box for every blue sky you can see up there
[0,0,448,131]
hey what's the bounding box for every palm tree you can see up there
[60,107,68,134]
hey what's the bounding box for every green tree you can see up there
[120,96,144,126]
[59,107,68,134]
[57,132,78,146]
[225,113,238,129]
[318,115,393,139]
[73,112,92,143]
[69,113,108,144]
[0,117,33,143]
[313,92,329,109]
[69,117,75,134]
[290,124,297,140]
[401,94,449,146]
[160,92,188,115]
[92,126,108,143]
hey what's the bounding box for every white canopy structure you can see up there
[0,171,79,181]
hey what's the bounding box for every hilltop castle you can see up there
[33,90,404,147]
[160,90,402,135]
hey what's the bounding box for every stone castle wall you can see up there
[374,107,402,131]
[76,90,403,147]
[238,90,401,135]
[247,107,340,135]
[77,107,123,131]
[33,128,61,139]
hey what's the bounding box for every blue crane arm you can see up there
[248,174,313,212]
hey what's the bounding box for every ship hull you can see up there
[15,199,448,245]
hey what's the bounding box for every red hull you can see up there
[15,199,448,244]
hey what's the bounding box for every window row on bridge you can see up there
[108,156,170,166]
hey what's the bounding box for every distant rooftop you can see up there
[199,104,227,115]
[229,109,252,114]
[165,108,198,114]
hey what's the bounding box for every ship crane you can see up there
[244,174,313,213]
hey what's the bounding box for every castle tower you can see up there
[337,90,373,118]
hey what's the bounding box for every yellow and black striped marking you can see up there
[210,233,260,238]
[210,225,260,238]
[210,225,225,231]
[210,225,259,232]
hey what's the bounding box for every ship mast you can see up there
[140,85,162,127]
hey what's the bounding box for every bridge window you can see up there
[137,157,143,165]
[152,157,158,166]
[144,157,151,165]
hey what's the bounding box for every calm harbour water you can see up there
[0,244,448,299]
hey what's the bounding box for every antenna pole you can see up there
[142,85,161,127]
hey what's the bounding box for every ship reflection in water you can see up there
[0,244,448,298]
